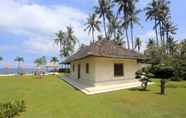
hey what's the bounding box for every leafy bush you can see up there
[135,66,154,79]
[0,100,26,118]
[58,68,70,73]
[149,65,175,79]
[136,65,175,79]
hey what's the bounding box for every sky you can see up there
[0,0,186,68]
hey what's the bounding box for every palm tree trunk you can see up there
[130,22,134,49]
[125,28,130,49]
[138,46,140,53]
[159,23,163,47]
[155,19,159,47]
[103,15,107,39]
[92,30,95,43]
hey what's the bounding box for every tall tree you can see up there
[146,0,171,48]
[50,57,59,64]
[50,57,59,72]
[145,0,160,46]
[62,26,78,57]
[163,18,177,46]
[14,56,24,74]
[114,0,134,49]
[34,56,47,78]
[34,56,46,68]
[85,13,101,43]
[54,30,65,50]
[166,36,176,55]
[128,8,141,49]
[135,37,142,53]
[0,57,2,62]
[94,0,113,39]
[54,26,78,58]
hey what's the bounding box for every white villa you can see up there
[64,40,144,94]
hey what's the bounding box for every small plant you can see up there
[0,100,26,118]
[136,72,152,91]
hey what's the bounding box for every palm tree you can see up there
[145,0,171,47]
[54,30,65,50]
[0,57,2,62]
[14,56,24,74]
[135,37,142,53]
[163,18,177,44]
[166,36,176,55]
[145,0,160,46]
[107,15,121,40]
[63,26,78,57]
[147,38,155,48]
[50,57,59,63]
[34,56,46,68]
[94,0,113,39]
[0,57,3,69]
[84,13,101,43]
[54,27,78,58]
[129,8,141,49]
[50,57,59,72]
[34,56,47,78]
[114,0,133,49]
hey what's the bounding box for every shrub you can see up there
[136,65,175,79]
[150,65,175,79]
[135,66,154,79]
[0,100,26,118]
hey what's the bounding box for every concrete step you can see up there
[62,77,142,95]
[86,82,141,95]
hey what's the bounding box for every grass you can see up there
[0,75,186,118]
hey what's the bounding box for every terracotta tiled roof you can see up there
[64,40,139,63]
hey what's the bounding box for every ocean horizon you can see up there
[0,68,34,74]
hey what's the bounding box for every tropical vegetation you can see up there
[14,56,24,75]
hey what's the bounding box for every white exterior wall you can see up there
[94,57,142,82]
[70,57,95,86]
[69,56,143,85]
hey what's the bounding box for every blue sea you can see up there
[0,68,34,74]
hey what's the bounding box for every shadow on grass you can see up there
[128,87,150,92]
[58,78,81,91]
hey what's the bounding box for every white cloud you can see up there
[0,0,91,53]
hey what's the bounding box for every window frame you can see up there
[72,64,75,72]
[114,63,124,77]
[86,63,89,74]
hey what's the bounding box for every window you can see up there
[114,64,124,77]
[86,63,89,73]
[72,64,75,72]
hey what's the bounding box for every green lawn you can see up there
[0,75,186,118]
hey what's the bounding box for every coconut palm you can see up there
[0,57,2,62]
[85,13,101,43]
[34,56,47,78]
[135,37,142,53]
[128,8,141,49]
[94,0,113,39]
[107,15,121,40]
[145,0,171,47]
[166,36,176,55]
[114,0,133,49]
[14,56,24,74]
[63,26,78,57]
[50,57,59,72]
[50,57,59,63]
[54,30,65,50]
[145,0,160,46]
[147,38,155,48]
[34,56,46,68]
[162,18,177,44]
